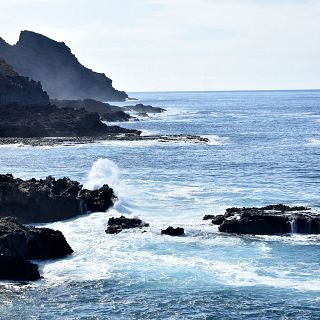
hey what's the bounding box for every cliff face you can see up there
[0,58,50,106]
[0,31,128,101]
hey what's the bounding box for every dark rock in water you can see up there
[123,103,166,114]
[0,216,73,260]
[79,185,115,213]
[0,58,49,106]
[0,103,140,138]
[0,30,127,101]
[217,204,320,235]
[161,226,185,236]
[0,174,116,223]
[0,255,40,281]
[52,99,134,122]
[105,216,149,234]
[203,215,215,220]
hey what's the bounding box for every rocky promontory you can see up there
[0,31,127,101]
[0,58,49,106]
[207,204,320,235]
[52,98,133,122]
[0,60,140,137]
[0,174,116,223]
[123,103,166,114]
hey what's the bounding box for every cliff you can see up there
[0,31,128,101]
[0,58,49,106]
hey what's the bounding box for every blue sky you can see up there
[0,0,319,92]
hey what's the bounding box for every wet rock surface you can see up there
[0,255,40,281]
[0,174,115,223]
[105,216,149,234]
[214,204,320,235]
[161,226,185,236]
[0,216,73,260]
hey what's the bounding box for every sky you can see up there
[0,0,319,92]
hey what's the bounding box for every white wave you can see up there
[307,138,320,146]
[202,135,230,145]
[84,158,120,191]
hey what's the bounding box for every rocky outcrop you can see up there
[0,255,40,281]
[0,31,128,101]
[0,216,73,259]
[0,103,140,137]
[0,216,73,281]
[0,58,49,106]
[105,216,149,234]
[52,99,133,122]
[0,174,116,223]
[123,103,166,114]
[212,204,320,235]
[161,226,184,236]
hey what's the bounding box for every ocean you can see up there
[0,90,320,319]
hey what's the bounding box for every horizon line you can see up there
[127,88,320,94]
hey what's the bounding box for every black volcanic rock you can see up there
[0,58,49,106]
[161,226,185,236]
[217,204,320,235]
[0,216,73,260]
[0,31,128,101]
[52,99,133,122]
[0,103,140,137]
[0,255,40,281]
[123,103,166,114]
[105,216,149,234]
[0,174,116,223]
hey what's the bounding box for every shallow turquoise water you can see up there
[0,91,319,319]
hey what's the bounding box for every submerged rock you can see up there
[0,216,73,259]
[161,226,185,236]
[0,255,40,281]
[105,216,149,234]
[217,204,320,235]
[0,174,116,223]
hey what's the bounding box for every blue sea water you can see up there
[0,90,320,319]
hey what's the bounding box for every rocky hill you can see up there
[0,58,49,106]
[0,31,128,101]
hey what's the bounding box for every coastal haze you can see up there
[0,0,319,92]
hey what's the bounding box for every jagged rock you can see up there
[123,103,166,114]
[0,31,127,101]
[0,58,49,106]
[52,99,134,122]
[0,103,140,137]
[105,216,149,234]
[161,226,185,236]
[0,255,40,281]
[217,204,320,235]
[0,174,116,223]
[203,215,215,220]
[0,216,73,259]
[79,185,115,213]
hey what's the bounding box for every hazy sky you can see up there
[0,0,319,92]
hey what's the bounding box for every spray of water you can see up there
[84,158,120,191]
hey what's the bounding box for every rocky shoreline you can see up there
[0,134,210,147]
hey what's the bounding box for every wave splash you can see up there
[84,158,120,191]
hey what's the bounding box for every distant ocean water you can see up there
[0,90,320,319]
